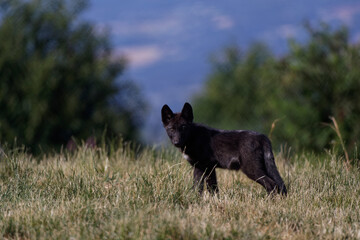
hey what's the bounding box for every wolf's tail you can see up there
[263,139,287,195]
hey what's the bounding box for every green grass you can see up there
[0,144,359,239]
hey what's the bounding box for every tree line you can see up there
[194,23,360,156]
[1,0,359,156]
[0,0,145,153]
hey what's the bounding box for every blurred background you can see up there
[1,0,360,155]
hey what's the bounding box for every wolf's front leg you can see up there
[205,168,219,194]
[193,167,205,194]
[193,167,219,195]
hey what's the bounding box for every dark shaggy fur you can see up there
[161,102,287,195]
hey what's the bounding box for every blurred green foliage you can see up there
[0,0,145,152]
[194,23,360,154]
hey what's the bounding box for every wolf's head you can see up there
[161,102,193,148]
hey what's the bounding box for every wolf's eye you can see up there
[180,125,187,130]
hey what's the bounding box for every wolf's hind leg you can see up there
[254,175,278,194]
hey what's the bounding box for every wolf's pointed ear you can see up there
[161,104,174,126]
[181,102,193,123]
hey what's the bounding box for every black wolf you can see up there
[161,102,287,195]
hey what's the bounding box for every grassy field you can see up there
[0,143,359,239]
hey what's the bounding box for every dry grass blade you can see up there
[325,116,351,170]
[268,117,284,140]
[0,146,7,158]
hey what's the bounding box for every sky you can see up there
[82,0,360,144]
